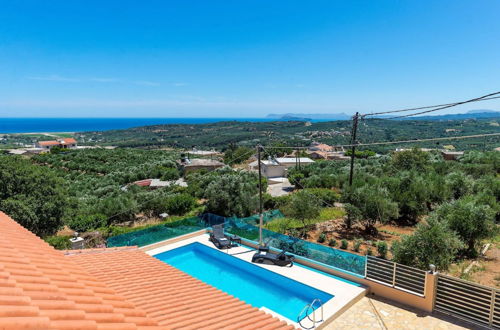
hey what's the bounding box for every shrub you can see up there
[433,196,495,257]
[161,167,180,181]
[205,173,259,217]
[328,238,337,247]
[301,188,340,206]
[391,148,430,172]
[340,239,348,249]
[165,193,197,215]
[317,232,326,243]
[392,218,463,270]
[67,214,108,232]
[263,193,290,210]
[223,146,253,165]
[45,236,72,250]
[376,241,388,258]
[0,156,67,237]
[353,239,362,252]
[342,185,398,233]
[284,190,321,237]
[366,247,373,256]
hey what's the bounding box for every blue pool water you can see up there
[154,242,333,321]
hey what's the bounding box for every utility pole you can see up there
[348,112,360,186]
[257,145,264,246]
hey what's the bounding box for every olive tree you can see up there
[392,218,463,270]
[205,173,259,217]
[433,196,495,257]
[0,156,67,237]
[343,184,399,234]
[285,190,321,238]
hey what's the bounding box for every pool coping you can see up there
[145,233,367,329]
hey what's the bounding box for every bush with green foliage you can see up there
[160,167,180,181]
[329,238,337,247]
[392,218,463,270]
[223,145,253,165]
[343,184,399,233]
[284,190,321,237]
[300,188,340,206]
[205,171,259,217]
[353,239,362,252]
[345,149,376,158]
[376,241,388,258]
[386,171,430,224]
[263,193,291,210]
[391,148,430,172]
[67,214,107,232]
[164,193,197,215]
[433,196,495,257]
[45,235,72,250]
[340,239,348,249]
[445,172,474,200]
[0,156,67,237]
[317,232,326,243]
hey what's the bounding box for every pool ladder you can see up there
[297,298,323,329]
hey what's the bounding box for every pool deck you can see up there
[145,233,367,329]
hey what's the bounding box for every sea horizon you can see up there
[0,117,326,134]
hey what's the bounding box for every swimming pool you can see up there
[154,242,333,321]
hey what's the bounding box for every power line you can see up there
[362,93,500,118]
[340,132,500,148]
[260,132,500,150]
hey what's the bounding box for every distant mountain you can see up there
[266,113,351,120]
[467,109,499,114]
[398,110,500,121]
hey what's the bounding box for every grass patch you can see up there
[379,229,403,236]
[264,207,345,233]
[105,206,204,237]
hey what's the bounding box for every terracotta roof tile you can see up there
[38,141,60,146]
[69,247,296,329]
[0,211,294,329]
[0,212,159,329]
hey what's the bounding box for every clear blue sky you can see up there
[1,1,500,117]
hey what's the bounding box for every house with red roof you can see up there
[37,138,78,150]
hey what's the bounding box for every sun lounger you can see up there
[209,224,240,249]
[251,246,294,267]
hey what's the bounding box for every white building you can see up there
[249,157,315,178]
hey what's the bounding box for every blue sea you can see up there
[0,117,311,133]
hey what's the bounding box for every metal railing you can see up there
[435,274,499,329]
[365,256,426,296]
[297,298,324,329]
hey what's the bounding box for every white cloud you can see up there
[172,82,188,87]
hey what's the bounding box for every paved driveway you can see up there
[267,178,294,197]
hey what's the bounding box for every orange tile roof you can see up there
[38,140,60,146]
[67,248,296,330]
[60,138,77,144]
[312,144,333,151]
[0,212,161,329]
[0,211,294,329]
